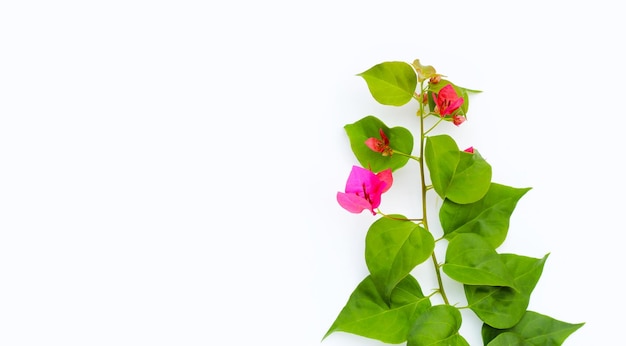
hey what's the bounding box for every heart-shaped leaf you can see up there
[425,134,459,196]
[357,61,417,106]
[445,149,492,203]
[407,305,469,346]
[465,254,548,328]
[482,311,584,345]
[344,115,413,173]
[425,135,491,204]
[366,215,435,302]
[324,275,431,344]
[440,183,531,248]
[442,233,517,289]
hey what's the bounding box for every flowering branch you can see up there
[324,59,584,345]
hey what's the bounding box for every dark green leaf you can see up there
[366,215,435,301]
[407,305,469,346]
[357,61,417,106]
[344,115,413,173]
[324,275,431,344]
[465,254,549,328]
[443,233,517,289]
[482,311,584,345]
[440,183,531,248]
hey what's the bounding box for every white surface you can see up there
[1,1,623,345]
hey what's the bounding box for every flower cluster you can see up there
[432,84,466,125]
[325,59,583,345]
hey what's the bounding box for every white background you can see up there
[1,1,623,345]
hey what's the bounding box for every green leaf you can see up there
[427,79,453,93]
[465,254,549,329]
[425,135,491,204]
[482,311,584,345]
[365,215,435,302]
[407,305,469,346]
[486,332,533,346]
[440,183,531,248]
[425,134,460,197]
[324,275,431,344]
[357,61,417,106]
[442,233,517,289]
[344,115,414,173]
[446,149,492,203]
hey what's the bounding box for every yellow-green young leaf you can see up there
[482,311,584,345]
[407,305,469,346]
[365,215,435,302]
[440,183,532,249]
[357,61,417,106]
[344,115,413,173]
[411,59,437,82]
[442,233,517,289]
[465,254,549,329]
[324,275,431,344]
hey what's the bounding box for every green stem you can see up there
[418,81,450,305]
[392,150,420,161]
[424,117,444,136]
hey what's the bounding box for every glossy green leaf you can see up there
[407,305,469,346]
[366,215,435,301]
[425,135,491,204]
[344,115,413,173]
[357,61,417,106]
[325,275,431,344]
[446,149,492,203]
[465,254,549,328]
[486,332,533,346]
[482,311,584,345]
[443,233,517,289]
[425,134,459,197]
[440,183,531,248]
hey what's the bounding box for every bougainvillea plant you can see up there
[324,59,584,345]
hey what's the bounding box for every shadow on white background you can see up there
[1,1,623,345]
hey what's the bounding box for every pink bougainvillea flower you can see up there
[432,84,464,116]
[337,166,393,215]
[464,146,474,153]
[365,128,393,156]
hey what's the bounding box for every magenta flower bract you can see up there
[337,166,393,215]
[433,84,464,116]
